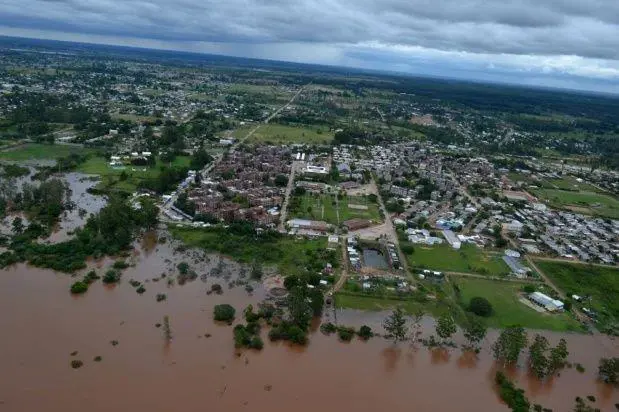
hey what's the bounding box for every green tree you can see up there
[436,314,457,344]
[528,334,550,379]
[469,296,493,317]
[598,357,619,384]
[383,307,408,343]
[11,217,24,235]
[548,338,569,374]
[463,318,487,350]
[177,262,190,275]
[493,326,527,366]
[288,286,312,328]
[70,281,88,294]
[308,288,325,317]
[213,304,236,323]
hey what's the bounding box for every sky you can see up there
[2,0,619,93]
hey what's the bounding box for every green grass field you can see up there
[534,260,619,330]
[453,277,583,331]
[169,226,339,276]
[532,188,619,219]
[0,143,94,161]
[541,176,604,193]
[247,124,334,144]
[76,155,190,193]
[335,292,449,318]
[406,243,511,276]
[289,194,381,225]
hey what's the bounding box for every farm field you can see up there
[288,193,381,225]
[246,123,333,144]
[406,243,511,277]
[0,143,94,161]
[453,277,583,332]
[532,188,619,219]
[534,260,619,332]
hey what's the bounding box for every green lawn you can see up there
[0,143,94,161]
[453,277,583,332]
[335,292,449,318]
[406,243,511,276]
[76,155,190,193]
[532,188,619,219]
[534,260,619,331]
[169,226,340,276]
[289,194,381,225]
[247,124,334,144]
[541,176,604,193]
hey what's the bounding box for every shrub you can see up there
[337,326,355,342]
[93,356,102,362]
[70,360,84,369]
[211,283,223,294]
[113,260,129,269]
[129,279,141,287]
[70,281,88,294]
[136,286,146,294]
[469,296,493,317]
[213,304,236,323]
[249,336,264,350]
[320,322,337,334]
[156,293,167,302]
[102,269,121,284]
[84,270,100,283]
[523,285,536,294]
[357,325,373,340]
[233,325,252,348]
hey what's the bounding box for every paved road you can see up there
[277,161,303,232]
[371,179,411,275]
[331,237,349,293]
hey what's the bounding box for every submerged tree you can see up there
[493,326,527,366]
[598,357,619,384]
[463,318,487,350]
[383,307,408,343]
[435,314,457,344]
[163,315,172,342]
[528,335,550,379]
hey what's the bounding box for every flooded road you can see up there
[0,234,617,412]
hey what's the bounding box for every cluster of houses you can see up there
[186,146,291,224]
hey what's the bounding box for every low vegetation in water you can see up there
[213,304,236,323]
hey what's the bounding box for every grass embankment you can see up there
[406,243,511,277]
[169,225,339,276]
[289,194,381,225]
[534,260,619,332]
[452,277,583,332]
[0,143,94,161]
[531,188,619,219]
[246,124,334,144]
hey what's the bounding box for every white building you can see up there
[443,229,461,249]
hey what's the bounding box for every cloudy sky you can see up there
[2,0,619,93]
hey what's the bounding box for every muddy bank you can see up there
[0,235,617,412]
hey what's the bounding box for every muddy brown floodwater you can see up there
[0,233,617,412]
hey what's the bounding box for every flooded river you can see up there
[0,233,617,412]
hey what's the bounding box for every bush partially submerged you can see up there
[213,304,236,323]
[70,281,88,294]
[102,269,121,284]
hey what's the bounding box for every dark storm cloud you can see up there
[2,0,619,86]
[3,0,619,57]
